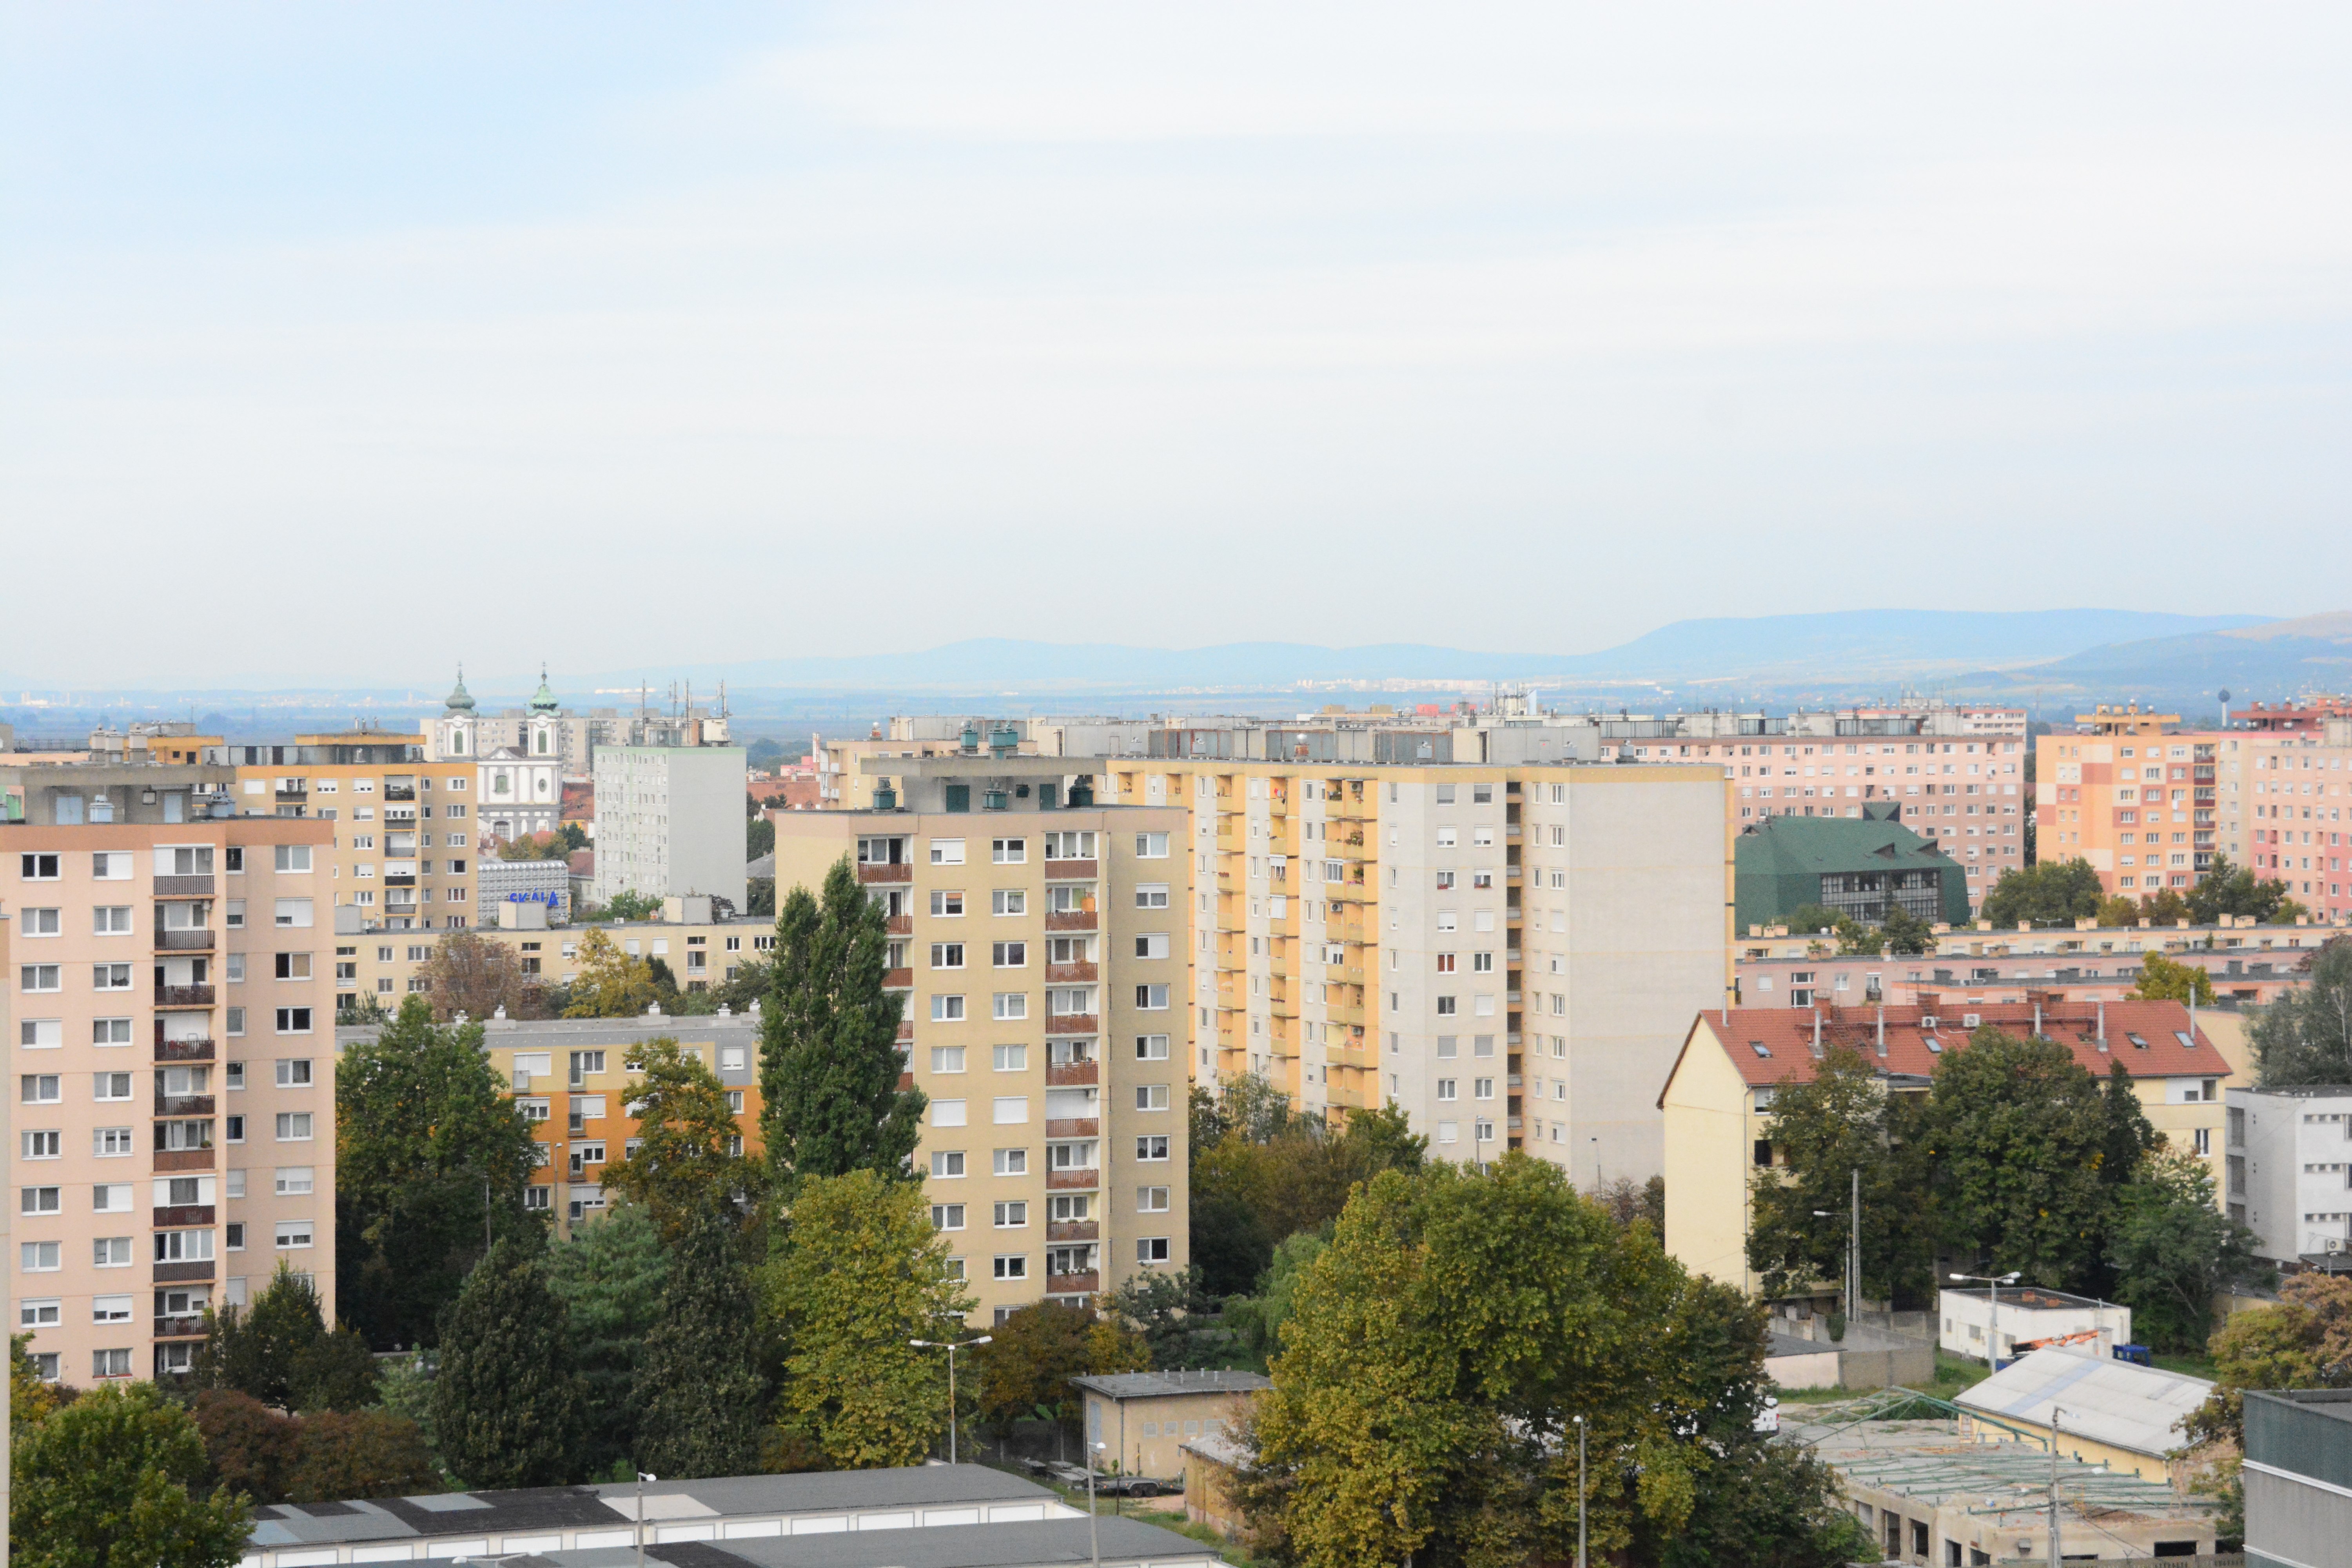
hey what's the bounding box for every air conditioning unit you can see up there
[2326,1238,2348,1256]
[1963,1013,1982,1028]
[1920,1015,1939,1029]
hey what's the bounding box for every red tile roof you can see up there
[1665,999,2226,1101]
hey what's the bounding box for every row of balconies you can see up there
[156,1095,214,1117]
[156,985,215,1008]
[155,1038,214,1063]
[1045,1013,1099,1036]
[155,929,214,952]
[1046,1220,1098,1242]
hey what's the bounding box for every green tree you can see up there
[10,1380,252,1568]
[563,927,662,1018]
[545,1202,670,1479]
[294,1326,382,1413]
[634,1211,770,1479]
[1979,858,2105,928]
[1226,1231,1330,1367]
[287,1411,441,1503]
[194,1266,328,1410]
[971,1303,1145,1433]
[709,952,772,1014]
[432,1238,589,1488]
[764,1168,975,1468]
[2251,938,2352,1086]
[2140,887,2193,924]
[374,1351,442,1470]
[2186,1274,2352,1450]
[1875,904,1934,955]
[2131,951,2217,1004]
[601,1037,762,1240]
[2106,1146,2271,1352]
[1633,1423,1877,1568]
[1777,903,1853,940]
[1923,1030,2113,1289]
[747,877,776,917]
[336,996,541,1349]
[746,809,775,862]
[760,858,927,1194]
[416,929,544,1023]
[2096,894,2142,926]
[584,889,664,923]
[11,1331,59,1434]
[1746,1047,1931,1305]
[1109,1265,1234,1368]
[2187,853,2296,925]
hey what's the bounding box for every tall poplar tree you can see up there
[760,857,926,1193]
[545,1203,670,1480]
[633,1211,769,1479]
[432,1239,588,1488]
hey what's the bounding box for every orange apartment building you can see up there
[4,768,335,1387]
[229,731,479,934]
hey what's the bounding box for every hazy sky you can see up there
[5,4,2349,688]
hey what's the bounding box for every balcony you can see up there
[155,929,214,952]
[275,786,307,802]
[154,1038,215,1063]
[1327,1002,1367,1028]
[858,862,913,885]
[155,1315,208,1340]
[154,1204,215,1228]
[1047,1220,1100,1243]
[896,1021,914,1043]
[385,874,417,889]
[882,968,913,990]
[886,914,913,936]
[1044,911,1097,933]
[1045,1060,1099,1087]
[1043,858,1097,881]
[154,1148,215,1172]
[154,1261,215,1285]
[1045,1014,1098,1037]
[1325,964,1366,986]
[155,985,215,1008]
[1045,961,1098,984]
[1047,1270,1100,1295]
[1045,1167,1100,1191]
[1045,1118,1100,1139]
[153,874,214,898]
[384,785,416,802]
[155,1095,215,1117]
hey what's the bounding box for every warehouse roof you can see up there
[1956,1347,2214,1459]
[1069,1369,1272,1400]
[519,1515,1218,1568]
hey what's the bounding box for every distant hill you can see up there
[1947,613,2352,710]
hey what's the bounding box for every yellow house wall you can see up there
[1661,1019,1759,1292]
[1085,1390,1252,1483]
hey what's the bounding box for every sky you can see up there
[4,3,2350,689]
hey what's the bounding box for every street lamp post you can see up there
[1572,1415,1586,1568]
[635,1472,656,1568]
[2048,1406,2064,1565]
[1088,1439,1107,1568]
[909,1335,993,1464]
[1950,1270,2022,1367]
[1812,1210,1852,1323]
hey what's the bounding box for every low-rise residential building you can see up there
[1953,1346,2209,1484]
[1071,1369,1270,1485]
[1937,1287,2132,1368]
[6,811,336,1386]
[1732,804,1969,935]
[1659,1000,2228,1298]
[2244,1388,2352,1568]
[2222,1083,2352,1265]
[328,910,776,1018]
[771,769,1192,1323]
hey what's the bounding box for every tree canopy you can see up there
[2106,1147,2270,1351]
[2252,938,2352,1086]
[563,927,662,1018]
[1978,858,2106,928]
[335,997,541,1348]
[1747,1047,1933,1304]
[416,929,549,1022]
[544,1202,670,1480]
[601,1036,762,1239]
[432,1238,589,1488]
[760,857,927,1194]
[2131,951,2217,1005]
[11,1380,252,1568]
[634,1210,769,1479]
[970,1299,1148,1428]
[2187,853,2304,926]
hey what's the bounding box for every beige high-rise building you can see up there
[4,784,335,1388]
[230,731,478,934]
[1085,758,1731,1183]
[770,759,1189,1325]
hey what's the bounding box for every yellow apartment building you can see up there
[771,758,1191,1325]
[230,731,478,935]
[1659,998,2229,1300]
[328,906,776,1015]
[4,777,335,1386]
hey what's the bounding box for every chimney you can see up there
[2096,998,2107,1051]
[1811,1009,1823,1058]
[2033,1001,2041,1038]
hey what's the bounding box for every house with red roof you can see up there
[1657,998,2233,1302]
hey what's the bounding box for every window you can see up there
[274,953,312,981]
[1136,1085,1171,1111]
[21,1130,60,1159]
[93,1072,132,1102]
[1472,952,1494,973]
[931,1046,967,1073]
[18,1299,60,1328]
[223,1116,246,1143]
[1436,953,1457,973]
[993,941,1027,967]
[18,1020,61,1050]
[1435,871,1455,891]
[1436,996,1458,1016]
[1137,1237,1171,1264]
[992,1044,1027,1071]
[991,838,1027,863]
[1135,1034,1170,1060]
[275,1220,315,1250]
[931,1203,967,1230]
[1138,1185,1171,1212]
[994,1148,1028,1176]
[1135,1135,1170,1161]
[19,1186,60,1215]
[930,890,964,916]
[1436,827,1457,848]
[993,1255,1028,1280]
[1136,884,1170,909]
[226,1007,246,1036]
[1135,832,1169,857]
[18,853,60,880]
[274,1007,313,1034]
[929,838,966,865]
[931,1150,965,1178]
[226,1223,246,1250]
[1134,933,1170,960]
[21,1075,60,1105]
[930,942,966,969]
[94,1128,134,1157]
[1438,1078,1458,1101]
[932,995,966,1022]
[275,1167,315,1196]
[1135,983,1170,1009]
[991,889,1025,916]
[993,1096,1029,1124]
[92,908,133,935]
[568,1049,605,1085]
[1475,1078,1495,1099]
[93,1236,134,1267]
[931,1099,967,1127]
[275,1059,312,1087]
[19,1241,62,1272]
[19,965,60,994]
[275,1112,314,1141]
[994,1201,1028,1228]
[224,1062,246,1090]
[225,900,245,929]
[274,845,313,872]
[273,898,313,928]
[993,992,1028,1020]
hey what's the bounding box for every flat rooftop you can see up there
[519,1514,1218,1568]
[1069,1370,1272,1400]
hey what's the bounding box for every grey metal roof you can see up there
[1955,1347,2214,1458]
[247,1466,1054,1550]
[1069,1370,1271,1401]
[521,1515,1219,1568]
